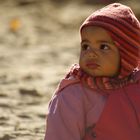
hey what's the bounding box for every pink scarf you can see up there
[65,63,139,91]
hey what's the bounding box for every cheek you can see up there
[107,65,117,71]
[104,61,120,75]
[102,56,119,70]
[79,51,87,62]
[79,52,89,69]
[79,53,84,66]
[80,50,86,57]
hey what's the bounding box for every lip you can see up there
[86,62,99,69]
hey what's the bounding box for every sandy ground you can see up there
[0,0,139,140]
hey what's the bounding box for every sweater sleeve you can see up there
[44,84,86,140]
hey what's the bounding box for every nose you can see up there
[88,51,98,58]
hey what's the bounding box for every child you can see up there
[44,3,140,140]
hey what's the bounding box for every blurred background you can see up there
[0,0,139,140]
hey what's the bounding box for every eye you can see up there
[81,44,90,51]
[100,44,110,50]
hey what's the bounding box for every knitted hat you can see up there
[80,3,140,78]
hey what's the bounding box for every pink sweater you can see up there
[44,71,140,140]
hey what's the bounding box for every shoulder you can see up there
[53,79,106,109]
[48,79,107,127]
[56,81,86,102]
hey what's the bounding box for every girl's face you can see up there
[79,26,120,77]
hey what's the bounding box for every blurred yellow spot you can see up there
[10,18,21,32]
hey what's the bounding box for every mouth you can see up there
[86,62,99,69]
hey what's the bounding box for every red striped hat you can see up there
[80,3,140,78]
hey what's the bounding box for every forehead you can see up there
[81,26,113,42]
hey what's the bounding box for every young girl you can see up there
[44,3,140,140]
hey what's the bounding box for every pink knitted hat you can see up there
[80,3,140,78]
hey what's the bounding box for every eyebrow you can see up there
[81,39,115,45]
